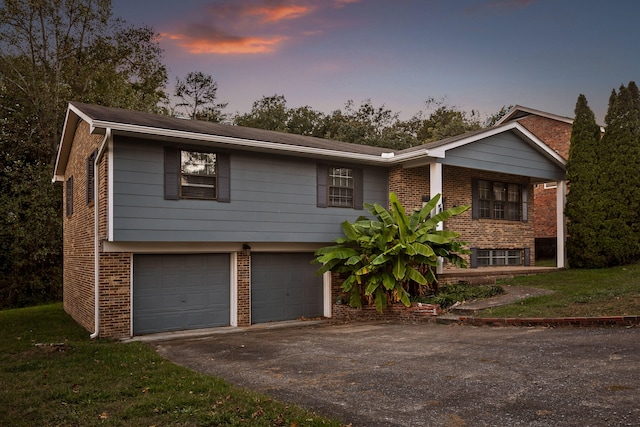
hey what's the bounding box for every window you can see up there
[86,150,97,205]
[473,179,526,221]
[164,147,230,202]
[471,247,530,268]
[180,151,217,200]
[328,167,354,207]
[316,164,363,210]
[477,249,522,266]
[66,176,74,217]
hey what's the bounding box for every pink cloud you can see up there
[245,3,314,22]
[161,0,356,55]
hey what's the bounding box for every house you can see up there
[495,105,573,259]
[53,102,567,338]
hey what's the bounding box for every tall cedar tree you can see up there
[596,82,640,266]
[565,95,605,267]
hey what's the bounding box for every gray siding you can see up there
[112,137,389,242]
[441,131,565,181]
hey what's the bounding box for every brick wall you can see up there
[443,166,535,267]
[98,253,131,338]
[517,116,571,240]
[388,165,430,210]
[63,121,134,339]
[62,121,103,333]
[387,164,535,269]
[237,253,251,326]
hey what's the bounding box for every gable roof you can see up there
[495,105,574,126]
[53,102,566,182]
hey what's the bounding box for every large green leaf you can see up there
[405,265,427,285]
[393,258,406,280]
[371,253,392,265]
[341,221,361,240]
[381,272,396,290]
[411,242,436,258]
[374,290,387,312]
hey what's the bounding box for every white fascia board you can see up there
[91,120,389,164]
[52,104,98,182]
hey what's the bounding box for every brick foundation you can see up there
[332,303,442,322]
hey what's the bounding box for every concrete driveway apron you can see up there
[153,321,640,426]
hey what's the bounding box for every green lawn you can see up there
[479,262,640,318]
[0,304,341,427]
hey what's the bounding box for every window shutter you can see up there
[521,185,528,222]
[86,150,97,204]
[471,179,479,219]
[164,146,180,200]
[316,163,328,208]
[66,176,74,217]
[353,167,363,210]
[217,152,230,203]
[470,247,478,268]
[524,247,531,266]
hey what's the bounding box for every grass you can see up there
[478,262,640,318]
[0,303,341,427]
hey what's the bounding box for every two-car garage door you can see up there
[133,253,323,335]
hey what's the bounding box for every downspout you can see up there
[90,128,111,339]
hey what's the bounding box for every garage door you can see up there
[251,253,323,323]
[133,254,230,335]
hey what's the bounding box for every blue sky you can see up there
[112,0,640,124]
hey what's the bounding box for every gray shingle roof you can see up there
[70,102,390,156]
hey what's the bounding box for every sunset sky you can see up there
[111,0,640,124]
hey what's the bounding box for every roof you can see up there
[495,105,574,126]
[53,102,566,182]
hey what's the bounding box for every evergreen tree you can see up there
[565,94,605,267]
[597,82,640,266]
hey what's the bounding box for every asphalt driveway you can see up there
[153,322,640,426]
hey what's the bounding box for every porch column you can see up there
[556,180,567,268]
[429,162,444,274]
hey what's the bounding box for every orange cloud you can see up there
[163,32,288,54]
[247,4,313,22]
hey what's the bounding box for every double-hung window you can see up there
[328,167,354,207]
[180,151,217,200]
[474,179,526,221]
[316,164,363,210]
[164,146,230,202]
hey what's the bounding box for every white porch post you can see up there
[556,180,567,268]
[429,162,444,274]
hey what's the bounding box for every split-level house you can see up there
[53,102,567,338]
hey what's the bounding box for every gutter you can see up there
[90,128,111,339]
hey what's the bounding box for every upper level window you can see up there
[476,180,521,221]
[316,163,363,210]
[328,167,354,207]
[180,151,217,200]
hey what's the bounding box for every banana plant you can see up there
[314,193,469,312]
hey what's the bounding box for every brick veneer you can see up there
[236,253,251,326]
[62,121,103,333]
[389,164,535,269]
[443,166,535,267]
